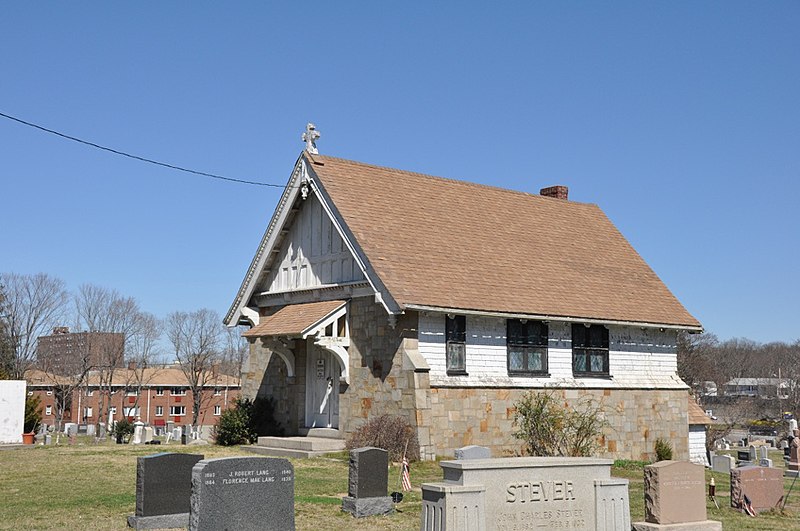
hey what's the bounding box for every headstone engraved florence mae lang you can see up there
[190,456,295,531]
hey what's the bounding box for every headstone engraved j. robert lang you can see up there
[631,460,721,531]
[421,457,630,531]
[342,447,393,517]
[127,452,203,530]
[190,456,294,531]
[730,466,784,514]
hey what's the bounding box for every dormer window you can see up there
[445,314,467,375]
[507,319,549,375]
[572,324,609,377]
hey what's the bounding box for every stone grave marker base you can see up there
[341,495,394,518]
[632,521,722,531]
[127,513,188,530]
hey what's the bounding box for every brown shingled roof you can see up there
[243,300,347,338]
[688,399,712,425]
[308,154,700,328]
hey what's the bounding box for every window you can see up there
[214,387,221,396]
[155,406,163,416]
[46,390,53,396]
[171,387,186,396]
[45,405,52,416]
[124,406,140,418]
[170,406,186,416]
[572,324,610,377]
[214,405,221,416]
[155,387,164,396]
[445,314,467,375]
[507,319,549,375]
[109,407,117,417]
[83,407,93,419]
[125,389,138,396]
[86,388,94,396]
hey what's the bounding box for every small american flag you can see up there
[401,457,412,492]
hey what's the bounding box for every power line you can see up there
[0,110,287,188]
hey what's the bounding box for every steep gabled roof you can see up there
[242,300,347,338]
[228,152,701,329]
[308,154,700,328]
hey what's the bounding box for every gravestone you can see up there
[632,461,721,531]
[342,447,393,517]
[711,454,734,474]
[127,452,203,530]
[787,431,800,478]
[143,427,154,443]
[421,457,630,531]
[736,450,751,465]
[454,445,491,460]
[191,456,294,531]
[0,381,25,444]
[730,466,784,514]
[748,445,757,462]
[759,446,769,460]
[759,458,773,468]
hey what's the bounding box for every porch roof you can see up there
[242,299,347,338]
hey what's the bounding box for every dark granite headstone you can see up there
[342,447,393,518]
[127,452,203,530]
[348,447,388,498]
[737,450,750,461]
[190,456,294,531]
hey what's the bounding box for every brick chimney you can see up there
[540,185,569,200]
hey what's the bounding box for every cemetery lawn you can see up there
[1,442,799,530]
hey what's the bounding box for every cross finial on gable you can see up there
[302,122,321,154]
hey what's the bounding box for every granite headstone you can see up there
[711,454,734,474]
[190,456,294,531]
[454,445,491,460]
[127,452,204,530]
[342,447,393,517]
[730,466,784,514]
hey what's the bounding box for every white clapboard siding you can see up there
[264,194,364,292]
[418,312,686,389]
[689,426,709,466]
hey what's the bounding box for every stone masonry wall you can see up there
[340,297,436,458]
[424,386,689,461]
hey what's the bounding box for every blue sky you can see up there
[1,3,797,343]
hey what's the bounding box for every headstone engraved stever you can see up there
[632,460,721,531]
[127,452,204,530]
[731,466,784,514]
[190,456,294,531]
[342,447,393,517]
[421,456,630,531]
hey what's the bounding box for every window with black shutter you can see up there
[572,324,610,377]
[507,319,549,375]
[446,314,467,375]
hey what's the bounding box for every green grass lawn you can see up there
[1,441,798,530]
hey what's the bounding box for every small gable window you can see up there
[445,314,467,375]
[507,319,549,375]
[572,324,609,377]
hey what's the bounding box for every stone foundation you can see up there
[425,387,689,461]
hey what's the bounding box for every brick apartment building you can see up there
[26,366,240,435]
[36,327,125,374]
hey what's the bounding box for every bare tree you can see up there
[677,331,720,394]
[222,326,248,382]
[73,284,147,435]
[166,309,224,435]
[122,312,162,418]
[0,272,68,379]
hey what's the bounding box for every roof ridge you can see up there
[312,153,597,207]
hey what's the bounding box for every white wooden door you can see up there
[306,345,340,428]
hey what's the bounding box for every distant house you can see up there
[26,367,239,437]
[724,378,791,399]
[226,144,702,460]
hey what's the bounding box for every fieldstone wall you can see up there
[340,297,436,458]
[242,338,306,435]
[424,386,689,460]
